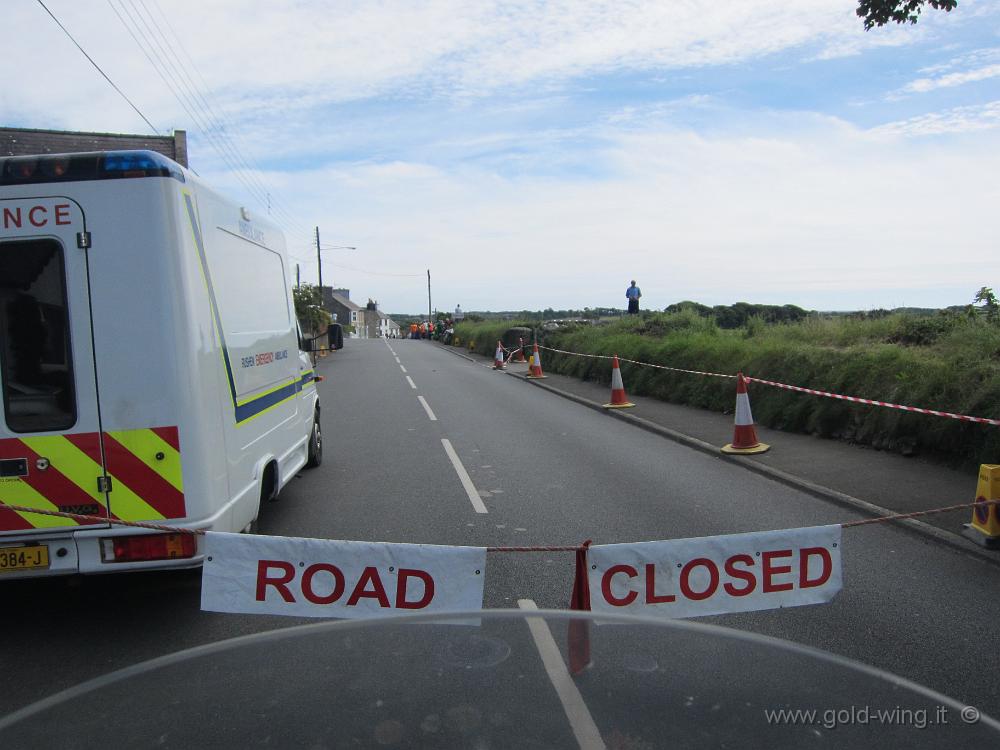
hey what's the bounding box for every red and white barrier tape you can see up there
[531,345,997,426]
[535,345,736,380]
[744,376,1000,427]
[0,505,204,534]
[3,500,998,540]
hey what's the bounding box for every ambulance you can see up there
[0,150,322,578]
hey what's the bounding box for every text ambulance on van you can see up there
[0,151,322,578]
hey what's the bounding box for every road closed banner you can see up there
[587,525,842,619]
[201,532,486,619]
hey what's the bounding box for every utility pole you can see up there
[315,226,322,290]
[427,269,432,322]
[296,263,300,289]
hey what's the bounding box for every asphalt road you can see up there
[3,338,1000,731]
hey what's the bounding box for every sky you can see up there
[4,0,1000,314]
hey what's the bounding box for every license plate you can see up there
[0,545,49,572]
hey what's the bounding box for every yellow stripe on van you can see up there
[0,481,79,529]
[235,377,300,407]
[19,436,107,510]
[21,435,162,522]
[107,429,184,494]
[235,391,299,427]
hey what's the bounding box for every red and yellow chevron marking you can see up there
[0,426,185,532]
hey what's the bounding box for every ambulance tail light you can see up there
[101,533,197,563]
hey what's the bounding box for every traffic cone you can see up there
[962,465,1000,549]
[526,342,547,379]
[721,373,769,454]
[515,337,527,363]
[493,341,506,370]
[603,355,634,409]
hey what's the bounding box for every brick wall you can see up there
[0,127,188,167]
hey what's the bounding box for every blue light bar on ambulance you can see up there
[0,150,185,185]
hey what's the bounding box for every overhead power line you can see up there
[35,0,158,133]
[105,0,313,238]
[135,0,308,233]
[38,0,322,244]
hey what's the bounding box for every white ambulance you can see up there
[0,150,322,578]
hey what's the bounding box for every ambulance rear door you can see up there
[0,191,110,574]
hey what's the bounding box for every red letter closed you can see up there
[301,563,346,604]
[396,568,435,609]
[799,547,833,589]
[679,558,720,601]
[601,564,638,606]
[644,564,675,604]
[256,560,296,602]
[723,554,756,597]
[54,204,72,225]
[762,550,794,593]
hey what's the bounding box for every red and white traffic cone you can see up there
[515,337,527,363]
[493,341,506,370]
[721,372,769,454]
[603,355,634,409]
[526,342,547,379]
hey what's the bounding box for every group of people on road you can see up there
[406,319,453,340]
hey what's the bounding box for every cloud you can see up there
[887,46,1000,100]
[870,101,1000,137]
[5,1,998,312]
[264,112,1000,312]
[6,0,883,123]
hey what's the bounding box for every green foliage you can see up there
[665,300,808,329]
[857,0,957,30]
[292,283,332,333]
[974,287,999,323]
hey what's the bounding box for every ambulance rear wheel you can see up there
[306,417,323,468]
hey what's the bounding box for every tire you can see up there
[306,417,323,468]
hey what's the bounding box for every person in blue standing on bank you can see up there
[626,280,642,314]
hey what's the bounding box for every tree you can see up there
[293,283,332,334]
[973,286,999,323]
[857,0,957,30]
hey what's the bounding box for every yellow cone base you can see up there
[961,524,1000,550]
[603,401,635,409]
[721,442,770,455]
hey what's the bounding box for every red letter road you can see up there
[202,533,485,619]
[256,560,296,603]
[396,569,435,609]
[302,563,346,604]
[587,525,842,620]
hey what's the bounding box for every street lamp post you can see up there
[314,226,356,290]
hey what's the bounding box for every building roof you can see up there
[0,127,188,167]
[329,292,362,312]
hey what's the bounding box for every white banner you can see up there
[201,532,486,619]
[588,525,841,618]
